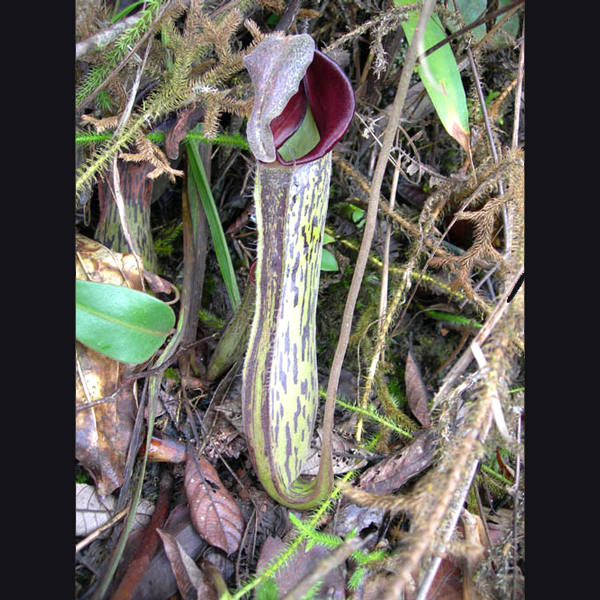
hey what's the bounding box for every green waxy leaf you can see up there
[446,0,519,48]
[448,0,487,42]
[320,247,339,272]
[76,280,175,364]
[395,0,470,154]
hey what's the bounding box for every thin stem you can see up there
[511,20,525,150]
[324,0,438,440]
[377,142,401,362]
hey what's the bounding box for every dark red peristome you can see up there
[271,49,355,166]
[270,81,308,150]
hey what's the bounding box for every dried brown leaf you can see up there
[405,344,431,427]
[75,483,154,537]
[75,233,145,289]
[165,103,204,160]
[203,413,246,461]
[301,428,370,475]
[358,431,437,495]
[132,505,208,600]
[256,536,345,599]
[185,455,244,555]
[75,343,136,496]
[157,529,217,600]
[332,501,384,539]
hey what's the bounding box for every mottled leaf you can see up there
[185,455,244,555]
[157,529,217,600]
[405,344,431,427]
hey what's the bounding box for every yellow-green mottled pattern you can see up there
[242,154,332,508]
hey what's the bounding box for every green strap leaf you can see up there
[76,279,175,363]
[186,141,241,311]
[395,0,470,154]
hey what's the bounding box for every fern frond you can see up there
[80,114,120,133]
[120,133,184,182]
[244,18,265,43]
[288,513,343,551]
[327,393,414,440]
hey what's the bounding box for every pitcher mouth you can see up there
[244,34,355,166]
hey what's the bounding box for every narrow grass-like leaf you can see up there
[111,0,146,22]
[395,0,470,153]
[75,279,175,363]
[186,141,241,311]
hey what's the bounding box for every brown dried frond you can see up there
[488,77,519,124]
[429,152,524,297]
[76,0,109,41]
[244,18,265,44]
[192,84,252,138]
[202,99,224,139]
[260,0,284,14]
[120,133,184,182]
[80,114,121,133]
[198,51,246,89]
[197,8,244,62]
[297,8,322,20]
[325,4,413,71]
[105,78,129,113]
